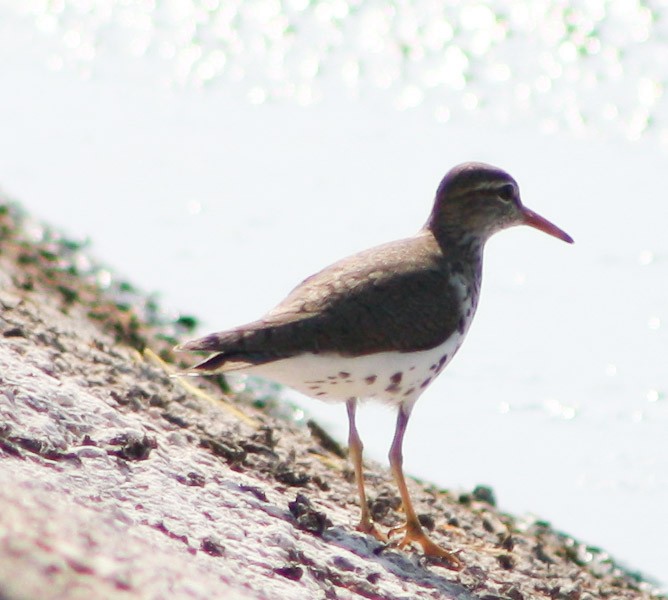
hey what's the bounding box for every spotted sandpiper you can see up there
[176,162,573,570]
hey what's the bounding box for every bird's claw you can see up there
[357,519,388,543]
[388,520,463,571]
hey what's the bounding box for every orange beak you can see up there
[521,207,574,244]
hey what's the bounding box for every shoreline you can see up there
[0,198,663,599]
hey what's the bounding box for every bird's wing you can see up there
[177,233,465,369]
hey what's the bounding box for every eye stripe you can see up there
[497,183,515,202]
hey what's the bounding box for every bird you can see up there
[176,162,573,570]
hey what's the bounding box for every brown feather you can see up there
[180,229,482,371]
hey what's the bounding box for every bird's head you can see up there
[427,162,573,245]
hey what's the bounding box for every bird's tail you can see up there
[174,332,272,374]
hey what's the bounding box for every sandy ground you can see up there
[0,200,663,600]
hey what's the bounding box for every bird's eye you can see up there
[498,184,515,202]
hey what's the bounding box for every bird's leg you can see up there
[387,405,463,570]
[346,398,387,542]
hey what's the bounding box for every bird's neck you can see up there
[428,225,485,275]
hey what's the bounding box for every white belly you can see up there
[239,332,466,408]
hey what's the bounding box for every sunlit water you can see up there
[1,1,667,586]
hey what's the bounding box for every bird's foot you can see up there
[356,519,388,543]
[388,519,463,571]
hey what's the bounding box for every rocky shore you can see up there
[0,200,663,600]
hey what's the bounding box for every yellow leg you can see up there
[346,399,387,542]
[387,405,463,571]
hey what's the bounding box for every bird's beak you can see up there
[521,207,574,243]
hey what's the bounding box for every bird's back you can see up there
[178,229,479,372]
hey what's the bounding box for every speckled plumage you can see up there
[177,162,573,568]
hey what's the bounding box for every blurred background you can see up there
[1,0,666,586]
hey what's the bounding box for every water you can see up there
[1,1,666,585]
